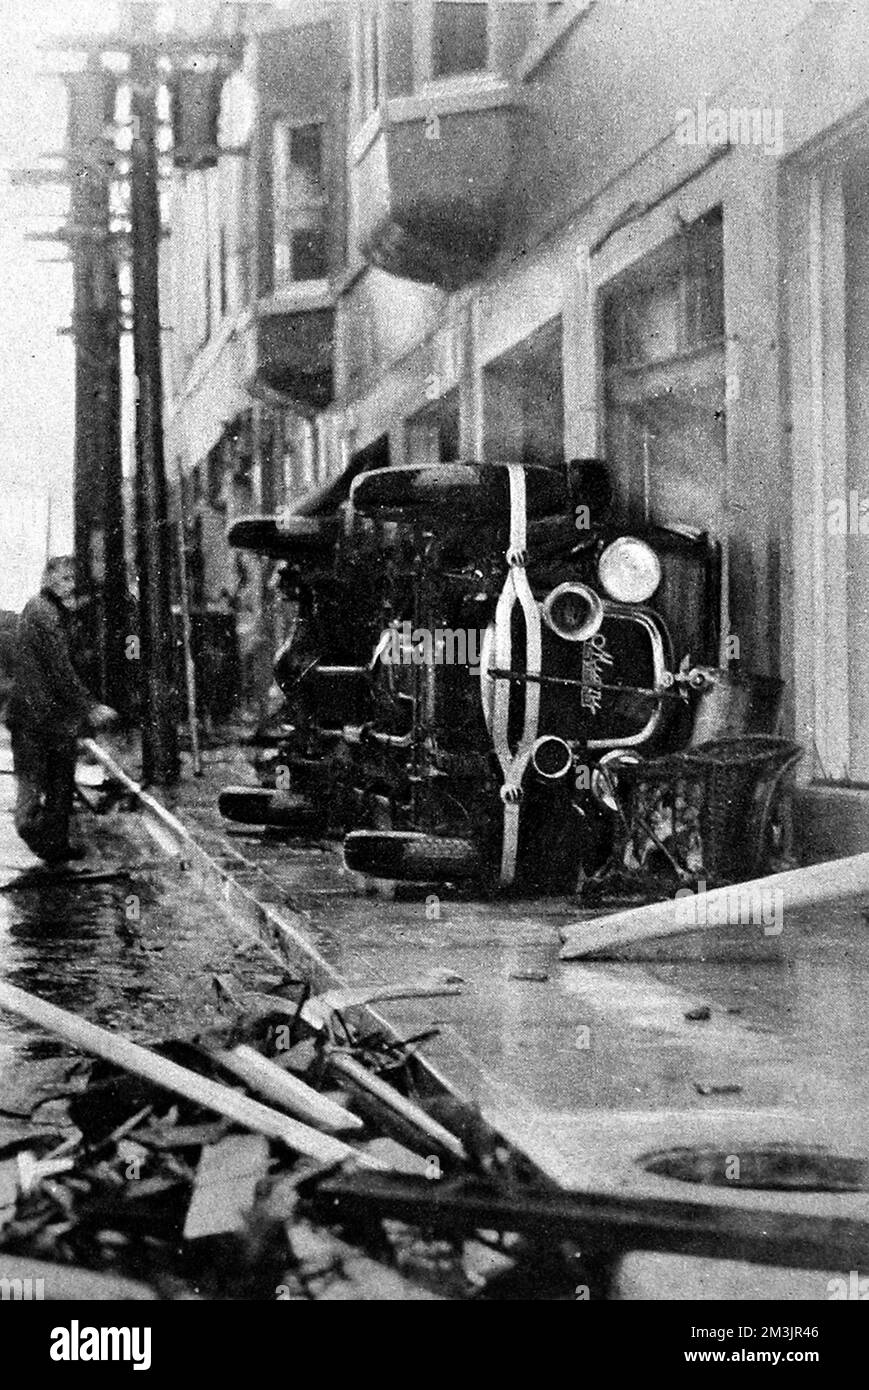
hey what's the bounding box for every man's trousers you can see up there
[10,726,76,862]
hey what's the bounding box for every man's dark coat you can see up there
[7,590,93,742]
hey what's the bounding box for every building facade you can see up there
[161,0,869,852]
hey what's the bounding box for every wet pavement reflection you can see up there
[0,739,280,1132]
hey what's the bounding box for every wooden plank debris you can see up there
[327,1053,466,1163]
[301,972,464,1030]
[0,980,376,1169]
[559,851,869,959]
[136,1121,231,1151]
[313,1171,869,1275]
[183,1134,270,1241]
[213,1045,363,1135]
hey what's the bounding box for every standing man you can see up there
[6,556,117,865]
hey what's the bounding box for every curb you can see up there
[82,739,473,1108]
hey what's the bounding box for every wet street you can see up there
[162,750,869,1156]
[0,736,289,1152]
[138,744,869,1296]
[2,730,869,1298]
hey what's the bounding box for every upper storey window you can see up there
[272,121,328,285]
[432,2,488,79]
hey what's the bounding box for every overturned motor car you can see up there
[220,457,729,893]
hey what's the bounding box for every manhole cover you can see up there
[640,1144,869,1192]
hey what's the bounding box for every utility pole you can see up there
[64,62,128,714]
[37,7,243,782]
[130,43,179,784]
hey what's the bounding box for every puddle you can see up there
[641,1143,869,1192]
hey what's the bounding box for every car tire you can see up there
[343,829,481,881]
[227,514,338,559]
[350,462,568,521]
[218,786,325,831]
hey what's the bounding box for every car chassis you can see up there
[221,457,724,894]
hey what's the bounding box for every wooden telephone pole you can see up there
[39,7,242,783]
[129,43,178,785]
[65,60,128,717]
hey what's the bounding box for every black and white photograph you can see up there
[0,0,866,1338]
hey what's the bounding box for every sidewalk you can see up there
[94,729,869,1298]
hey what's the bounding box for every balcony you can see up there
[352,79,518,290]
[249,286,334,415]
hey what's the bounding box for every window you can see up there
[432,2,488,79]
[272,121,328,285]
[601,208,725,530]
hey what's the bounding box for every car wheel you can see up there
[227,514,339,559]
[218,786,325,831]
[350,462,568,521]
[343,829,481,881]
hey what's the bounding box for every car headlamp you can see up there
[598,536,662,604]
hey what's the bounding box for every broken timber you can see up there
[328,1052,467,1164]
[183,1134,270,1242]
[213,1045,363,1135]
[312,1171,869,1275]
[0,980,374,1169]
[560,851,869,959]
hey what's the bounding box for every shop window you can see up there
[272,121,328,285]
[601,208,725,531]
[432,2,488,79]
[483,317,563,466]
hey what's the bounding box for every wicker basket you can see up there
[680,735,803,883]
[596,735,803,891]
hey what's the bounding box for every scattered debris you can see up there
[302,974,464,1031]
[183,1135,270,1242]
[326,1052,466,1164]
[210,1045,363,1135]
[0,975,540,1298]
[694,1081,743,1096]
[309,1169,869,1276]
[684,1005,712,1022]
[0,980,368,1166]
[508,970,549,983]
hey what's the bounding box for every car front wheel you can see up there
[343,829,481,882]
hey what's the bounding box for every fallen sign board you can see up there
[0,979,375,1170]
[560,850,869,959]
